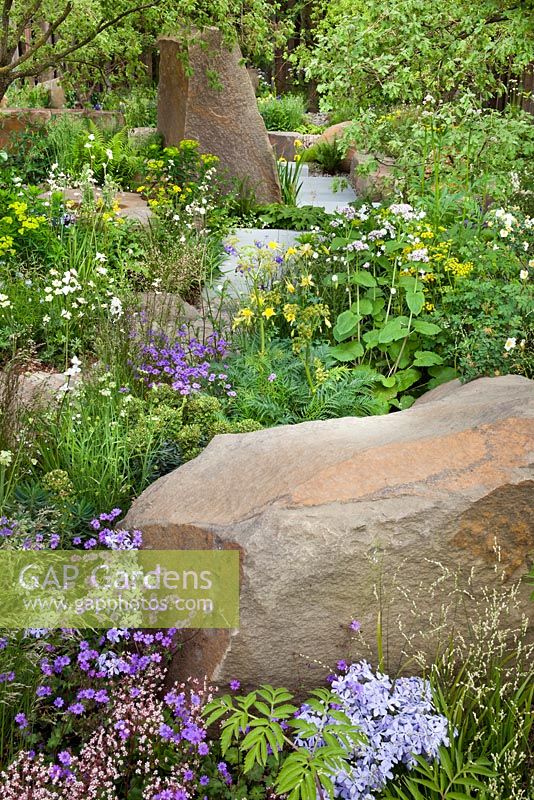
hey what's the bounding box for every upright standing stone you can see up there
[40,78,66,109]
[157,29,281,204]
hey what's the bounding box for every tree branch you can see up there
[0,3,72,74]
[0,0,14,63]
[1,0,160,80]
[4,0,43,64]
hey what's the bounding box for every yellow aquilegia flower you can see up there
[283,303,298,323]
[262,307,276,319]
[300,274,314,288]
[233,307,255,329]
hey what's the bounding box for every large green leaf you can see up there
[333,310,359,342]
[412,350,444,366]
[397,274,417,291]
[405,290,425,315]
[426,366,458,389]
[330,341,365,361]
[330,236,349,250]
[384,238,407,252]
[351,270,377,288]
[378,317,410,343]
[351,298,374,315]
[371,297,386,316]
[362,328,381,347]
[412,319,442,335]
[394,367,421,391]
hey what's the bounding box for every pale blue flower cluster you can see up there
[297,660,450,800]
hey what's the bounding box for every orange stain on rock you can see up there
[291,418,533,506]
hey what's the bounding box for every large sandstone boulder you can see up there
[39,78,66,108]
[349,151,397,201]
[268,131,302,161]
[157,30,281,204]
[125,376,534,690]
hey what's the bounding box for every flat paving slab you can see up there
[298,174,356,212]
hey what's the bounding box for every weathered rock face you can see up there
[157,30,281,204]
[349,152,396,201]
[268,131,302,161]
[39,78,66,108]
[315,121,355,172]
[125,376,534,690]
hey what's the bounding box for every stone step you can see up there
[297,175,356,211]
[206,228,301,301]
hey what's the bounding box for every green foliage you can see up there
[4,81,50,109]
[139,140,224,222]
[72,121,143,186]
[6,115,87,183]
[227,345,383,425]
[276,158,304,206]
[0,632,48,765]
[257,204,332,231]
[134,217,224,302]
[434,206,533,381]
[31,371,159,512]
[382,749,496,799]
[296,0,534,110]
[226,177,260,223]
[205,684,365,800]
[437,279,533,382]
[0,203,133,366]
[303,139,345,174]
[527,564,534,601]
[7,114,145,187]
[346,102,534,218]
[258,93,307,131]
[423,610,534,799]
[101,85,158,127]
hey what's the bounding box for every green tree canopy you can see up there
[295,0,534,110]
[0,0,284,101]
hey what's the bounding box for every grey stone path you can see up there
[218,163,356,297]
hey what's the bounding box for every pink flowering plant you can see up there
[0,664,218,800]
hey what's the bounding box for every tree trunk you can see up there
[0,77,13,105]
